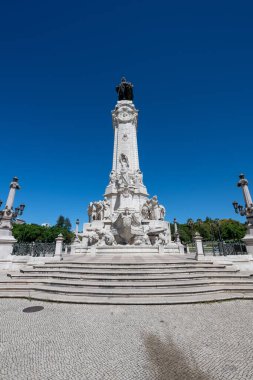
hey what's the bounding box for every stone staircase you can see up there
[2,254,253,304]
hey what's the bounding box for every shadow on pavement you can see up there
[144,333,213,380]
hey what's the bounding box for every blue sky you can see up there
[0,0,252,226]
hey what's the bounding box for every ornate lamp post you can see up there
[173,218,185,254]
[173,218,181,243]
[232,173,253,254]
[74,218,80,243]
[0,177,25,258]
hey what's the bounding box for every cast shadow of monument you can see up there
[144,333,214,380]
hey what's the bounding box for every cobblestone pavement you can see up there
[1,300,253,380]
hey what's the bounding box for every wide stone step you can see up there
[4,277,253,288]
[31,263,228,270]
[2,283,253,296]
[10,272,247,281]
[1,290,252,304]
[20,268,239,276]
[45,259,213,266]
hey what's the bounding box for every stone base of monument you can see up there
[242,223,253,255]
[72,242,182,256]
[0,230,16,260]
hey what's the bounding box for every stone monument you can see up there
[77,78,181,254]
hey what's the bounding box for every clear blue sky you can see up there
[0,0,252,227]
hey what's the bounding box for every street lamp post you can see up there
[232,173,253,254]
[173,218,181,243]
[0,177,25,259]
[74,218,80,243]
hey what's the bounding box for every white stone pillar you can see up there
[173,218,181,243]
[55,234,64,259]
[194,232,205,260]
[236,174,253,254]
[74,219,80,243]
[238,175,253,209]
[5,177,20,210]
[0,177,21,260]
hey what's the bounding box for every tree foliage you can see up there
[56,215,72,231]
[174,218,246,244]
[13,223,74,243]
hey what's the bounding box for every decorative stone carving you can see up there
[88,202,96,222]
[150,196,160,220]
[87,198,111,221]
[109,170,116,184]
[103,197,111,220]
[104,231,116,246]
[112,208,144,245]
[141,196,166,221]
[135,169,143,185]
[141,203,150,220]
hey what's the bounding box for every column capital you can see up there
[9,177,20,190]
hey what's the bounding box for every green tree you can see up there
[64,217,72,231]
[56,215,65,228]
[13,223,74,243]
[56,215,72,231]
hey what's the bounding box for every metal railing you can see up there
[12,242,56,257]
[203,241,247,256]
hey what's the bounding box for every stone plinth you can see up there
[242,218,253,255]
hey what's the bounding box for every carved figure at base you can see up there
[103,197,111,220]
[88,202,96,222]
[135,169,143,185]
[141,202,150,220]
[112,208,144,245]
[158,232,167,245]
[104,231,116,246]
[109,170,116,184]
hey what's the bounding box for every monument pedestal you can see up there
[242,220,253,255]
[0,229,16,259]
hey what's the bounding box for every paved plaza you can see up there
[1,298,253,380]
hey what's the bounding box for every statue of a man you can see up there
[103,197,111,220]
[109,170,116,184]
[150,196,160,220]
[116,77,134,101]
[88,202,96,222]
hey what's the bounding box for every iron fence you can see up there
[12,242,56,257]
[203,241,247,256]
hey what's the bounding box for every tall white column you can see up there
[111,100,140,175]
[238,174,253,209]
[0,177,21,260]
[5,177,20,210]
[235,174,253,255]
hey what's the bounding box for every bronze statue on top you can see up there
[116,77,134,101]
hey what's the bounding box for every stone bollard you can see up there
[193,232,205,261]
[55,233,64,260]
